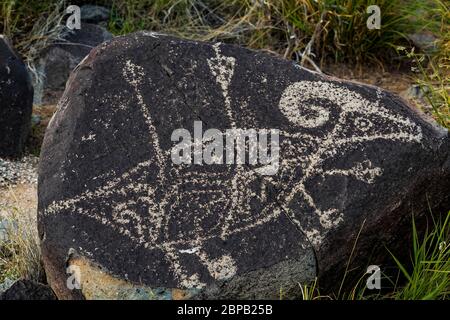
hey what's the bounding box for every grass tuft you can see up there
[298,210,450,300]
[387,211,450,300]
[0,189,43,284]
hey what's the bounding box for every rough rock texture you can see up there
[38,32,450,300]
[34,23,112,105]
[0,35,33,158]
[0,280,57,300]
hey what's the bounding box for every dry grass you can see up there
[0,184,43,284]
[106,0,424,67]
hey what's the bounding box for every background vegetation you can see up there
[1,0,448,126]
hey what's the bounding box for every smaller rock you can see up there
[0,278,15,293]
[0,280,57,300]
[408,32,438,53]
[34,23,113,105]
[31,114,42,126]
[81,5,110,24]
[401,84,429,100]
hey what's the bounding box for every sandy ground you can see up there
[0,183,38,220]
[0,106,50,220]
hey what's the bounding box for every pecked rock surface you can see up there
[38,32,450,300]
[0,35,33,158]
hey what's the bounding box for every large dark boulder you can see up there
[38,32,450,300]
[0,36,33,158]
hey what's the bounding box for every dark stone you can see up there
[0,280,57,300]
[81,5,110,24]
[38,32,450,300]
[35,23,112,105]
[0,35,33,158]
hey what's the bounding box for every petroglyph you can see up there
[206,43,244,239]
[207,43,236,125]
[276,80,423,245]
[39,36,431,297]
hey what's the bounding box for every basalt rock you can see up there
[38,32,450,300]
[0,36,33,158]
[0,280,57,300]
[34,23,112,105]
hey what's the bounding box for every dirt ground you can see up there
[324,64,421,107]
[0,183,37,221]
